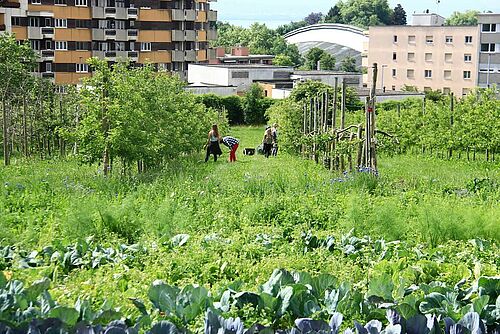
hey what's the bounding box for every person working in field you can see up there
[262,126,274,158]
[205,124,222,162]
[222,136,240,162]
[271,123,279,156]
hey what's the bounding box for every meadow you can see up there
[0,126,499,332]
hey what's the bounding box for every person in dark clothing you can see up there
[271,123,278,156]
[262,126,273,158]
[222,136,239,162]
[205,124,222,162]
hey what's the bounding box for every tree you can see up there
[0,34,37,165]
[445,10,479,26]
[243,84,267,125]
[319,53,336,70]
[324,5,343,24]
[273,54,295,67]
[392,4,407,25]
[304,12,323,25]
[275,20,308,36]
[339,56,358,72]
[340,0,393,28]
[304,48,335,71]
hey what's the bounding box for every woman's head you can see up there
[212,124,219,136]
[273,123,278,128]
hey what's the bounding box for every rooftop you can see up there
[191,64,294,70]
[293,70,362,76]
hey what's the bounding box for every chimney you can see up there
[216,47,226,58]
[231,47,249,56]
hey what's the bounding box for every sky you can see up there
[211,0,500,28]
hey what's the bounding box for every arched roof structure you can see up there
[284,24,368,67]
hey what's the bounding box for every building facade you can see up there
[209,47,275,65]
[478,13,500,89]
[368,15,480,97]
[0,0,217,85]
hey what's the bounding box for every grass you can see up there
[0,125,499,317]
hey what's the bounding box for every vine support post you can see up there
[341,78,346,131]
[23,93,28,157]
[332,77,338,130]
[2,99,10,166]
[365,63,378,173]
[448,92,454,159]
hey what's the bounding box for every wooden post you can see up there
[341,78,346,130]
[23,94,28,157]
[332,78,338,129]
[448,92,454,159]
[2,99,10,166]
[366,63,378,172]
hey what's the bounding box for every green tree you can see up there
[339,56,358,72]
[275,21,308,36]
[340,0,393,28]
[304,12,323,25]
[324,5,344,24]
[243,84,267,125]
[392,4,407,25]
[273,54,295,66]
[319,53,336,70]
[445,10,479,26]
[0,34,37,165]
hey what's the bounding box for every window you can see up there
[445,36,453,43]
[55,41,67,50]
[30,40,41,50]
[76,63,88,73]
[76,42,88,50]
[116,20,125,29]
[463,71,471,79]
[425,35,433,43]
[445,53,452,62]
[408,35,416,44]
[45,40,52,49]
[392,69,396,77]
[75,0,87,5]
[391,85,396,91]
[392,52,397,61]
[55,18,67,28]
[443,87,451,95]
[482,23,497,32]
[54,0,66,5]
[141,42,151,51]
[116,41,125,51]
[116,0,125,7]
[465,36,472,44]
[31,0,41,4]
[75,20,90,28]
[424,70,432,78]
[29,17,40,27]
[407,69,414,78]
[407,52,415,62]
[481,43,496,52]
[444,70,451,80]
[425,53,432,62]
[462,88,470,96]
[45,62,52,72]
[98,42,108,51]
[11,17,22,26]
[44,18,51,27]
[393,35,398,43]
[464,54,472,62]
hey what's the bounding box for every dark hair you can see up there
[212,124,219,138]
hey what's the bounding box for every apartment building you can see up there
[0,0,217,85]
[368,13,480,97]
[478,13,500,88]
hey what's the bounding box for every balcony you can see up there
[172,50,184,62]
[105,29,116,40]
[105,51,116,58]
[128,51,138,60]
[172,30,184,42]
[207,29,217,41]
[185,50,196,62]
[127,29,138,40]
[41,27,54,39]
[184,30,195,41]
[104,7,116,18]
[207,10,217,22]
[41,50,54,61]
[28,27,43,39]
[127,7,138,19]
[92,6,105,19]
[2,1,21,8]
[184,9,195,21]
[171,8,195,21]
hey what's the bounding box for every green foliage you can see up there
[324,5,343,24]
[445,10,479,26]
[339,56,358,73]
[214,22,302,67]
[392,4,407,25]
[336,0,394,28]
[273,54,295,67]
[243,84,273,125]
[276,21,309,36]
[304,48,336,71]
[197,94,245,125]
[75,58,222,171]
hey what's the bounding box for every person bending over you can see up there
[222,136,240,162]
